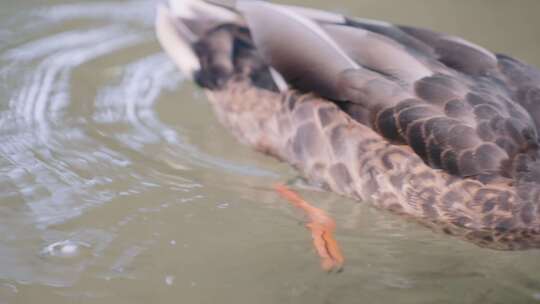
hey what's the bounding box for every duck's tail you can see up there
[155,0,238,79]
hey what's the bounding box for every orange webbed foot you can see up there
[274,183,344,272]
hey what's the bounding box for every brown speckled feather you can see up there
[157,1,540,249]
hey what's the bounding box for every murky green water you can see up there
[1,1,540,303]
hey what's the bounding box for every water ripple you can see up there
[0,0,279,288]
[0,0,198,287]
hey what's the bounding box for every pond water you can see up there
[1,0,540,303]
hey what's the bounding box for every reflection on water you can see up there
[0,0,540,303]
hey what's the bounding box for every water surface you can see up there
[1,0,540,303]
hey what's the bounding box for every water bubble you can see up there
[217,202,229,209]
[41,240,90,258]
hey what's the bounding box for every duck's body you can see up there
[156,0,540,249]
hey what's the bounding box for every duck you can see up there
[156,0,540,270]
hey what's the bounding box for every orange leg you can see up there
[274,183,344,272]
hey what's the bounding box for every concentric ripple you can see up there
[0,0,277,288]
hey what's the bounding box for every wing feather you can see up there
[192,2,540,180]
[323,24,432,82]
[236,1,358,99]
